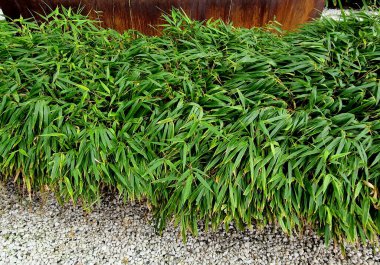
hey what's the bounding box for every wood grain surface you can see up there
[0,0,325,34]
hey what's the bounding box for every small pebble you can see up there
[1,181,379,264]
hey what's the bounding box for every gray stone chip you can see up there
[0,182,379,265]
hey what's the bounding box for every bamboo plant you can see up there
[0,7,379,244]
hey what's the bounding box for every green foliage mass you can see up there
[0,8,379,244]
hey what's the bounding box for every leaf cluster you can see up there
[0,8,379,244]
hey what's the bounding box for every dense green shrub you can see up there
[0,8,379,244]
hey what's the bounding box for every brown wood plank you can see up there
[0,0,325,35]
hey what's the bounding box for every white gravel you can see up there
[322,9,379,20]
[322,9,349,20]
[0,182,379,265]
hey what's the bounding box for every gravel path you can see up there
[322,9,379,20]
[0,182,379,265]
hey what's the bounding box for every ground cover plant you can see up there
[0,8,379,245]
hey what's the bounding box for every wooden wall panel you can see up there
[0,0,325,35]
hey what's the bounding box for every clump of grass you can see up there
[0,7,379,244]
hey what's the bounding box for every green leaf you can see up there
[182,174,193,205]
[18,149,29,157]
[40,133,66,137]
[193,170,213,194]
[362,198,370,227]
[75,84,90,91]
[64,177,74,199]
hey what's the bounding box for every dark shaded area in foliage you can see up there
[326,0,378,8]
